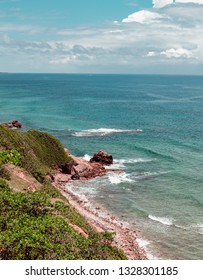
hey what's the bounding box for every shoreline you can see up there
[55,181,149,260]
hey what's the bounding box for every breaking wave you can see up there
[148,215,173,226]
[72,128,143,137]
[83,154,91,161]
[106,157,150,170]
[191,223,203,235]
[108,172,134,184]
[114,158,153,164]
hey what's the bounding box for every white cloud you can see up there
[122,10,164,24]
[50,55,78,65]
[153,0,174,8]
[153,0,203,8]
[1,2,203,73]
[160,48,194,58]
[176,0,203,3]
[146,51,157,57]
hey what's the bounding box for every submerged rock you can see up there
[90,150,113,165]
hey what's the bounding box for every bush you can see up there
[0,178,9,188]
[0,150,22,166]
[0,187,127,260]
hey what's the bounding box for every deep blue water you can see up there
[0,73,203,259]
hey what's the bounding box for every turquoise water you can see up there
[0,73,203,259]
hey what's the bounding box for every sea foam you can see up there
[83,154,91,161]
[114,158,153,164]
[108,172,134,184]
[72,128,143,137]
[191,223,203,235]
[148,215,173,226]
[83,156,152,169]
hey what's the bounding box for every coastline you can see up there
[55,181,148,260]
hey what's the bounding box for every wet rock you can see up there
[71,172,80,180]
[90,150,113,165]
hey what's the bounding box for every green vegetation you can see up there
[0,178,8,188]
[0,149,22,166]
[0,125,71,181]
[0,186,126,260]
[0,125,127,260]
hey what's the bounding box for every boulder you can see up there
[90,150,113,166]
[1,120,22,129]
[69,158,106,180]
[71,172,80,180]
[59,160,78,174]
[59,149,113,182]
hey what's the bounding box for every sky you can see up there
[0,0,203,74]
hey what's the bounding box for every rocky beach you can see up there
[52,148,148,260]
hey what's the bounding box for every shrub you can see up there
[0,178,8,188]
[0,150,22,166]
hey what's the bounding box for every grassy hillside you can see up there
[0,125,127,260]
[0,125,71,181]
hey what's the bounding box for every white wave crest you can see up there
[106,157,153,170]
[191,223,203,235]
[108,172,134,184]
[192,223,203,229]
[174,224,189,230]
[148,215,173,226]
[114,158,153,164]
[137,238,150,247]
[83,154,91,161]
[105,163,126,170]
[72,128,143,137]
[136,238,158,259]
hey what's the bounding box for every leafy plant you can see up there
[0,178,8,188]
[0,150,22,166]
[0,187,127,260]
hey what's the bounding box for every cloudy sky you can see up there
[0,0,203,74]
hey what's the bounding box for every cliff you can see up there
[0,125,127,260]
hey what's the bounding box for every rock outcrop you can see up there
[90,150,113,165]
[57,149,113,182]
[1,120,22,129]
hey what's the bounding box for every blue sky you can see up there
[0,0,151,29]
[1,0,203,74]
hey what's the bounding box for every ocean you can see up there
[0,73,203,259]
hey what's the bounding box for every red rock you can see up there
[90,150,113,165]
[60,149,121,182]
[1,120,22,129]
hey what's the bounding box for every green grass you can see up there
[0,125,71,181]
[0,149,22,166]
